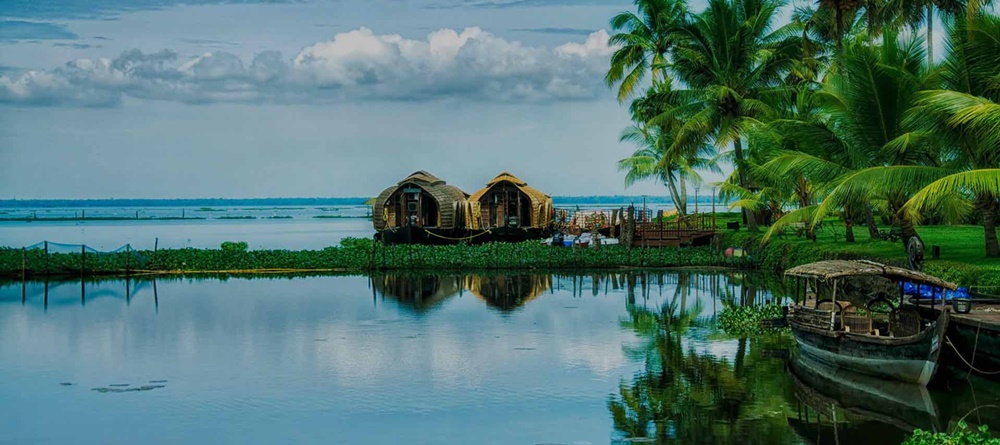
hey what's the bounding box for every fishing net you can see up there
[20,241,150,273]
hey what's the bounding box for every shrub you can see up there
[220,241,249,252]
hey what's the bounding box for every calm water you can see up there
[0,202,673,251]
[0,272,996,445]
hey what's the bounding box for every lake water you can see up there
[1,271,996,444]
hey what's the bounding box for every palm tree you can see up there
[761,30,941,250]
[619,85,718,216]
[888,0,999,66]
[667,0,803,232]
[605,0,689,103]
[901,13,1000,256]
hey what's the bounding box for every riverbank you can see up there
[0,238,752,279]
[736,224,1000,292]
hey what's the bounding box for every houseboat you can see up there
[466,172,554,243]
[784,260,954,386]
[372,171,469,245]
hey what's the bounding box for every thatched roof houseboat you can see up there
[373,171,469,244]
[465,172,553,243]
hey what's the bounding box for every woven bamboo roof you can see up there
[372,170,468,230]
[784,260,957,290]
[467,172,553,229]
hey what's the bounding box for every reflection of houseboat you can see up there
[372,273,462,311]
[465,274,552,311]
[373,171,469,245]
[466,172,553,243]
[785,260,953,386]
[788,352,940,436]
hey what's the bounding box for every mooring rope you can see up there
[945,334,1000,375]
[422,229,493,241]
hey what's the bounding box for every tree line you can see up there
[609,0,1000,256]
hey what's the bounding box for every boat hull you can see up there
[789,311,948,386]
[377,226,470,245]
[466,227,550,245]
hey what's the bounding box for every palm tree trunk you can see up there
[665,175,686,217]
[898,214,921,250]
[733,138,759,232]
[679,178,688,216]
[835,6,845,57]
[844,205,856,243]
[865,203,880,240]
[926,3,934,67]
[978,194,999,258]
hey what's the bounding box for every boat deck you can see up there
[915,302,1000,329]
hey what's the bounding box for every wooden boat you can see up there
[785,260,956,386]
[372,171,470,245]
[465,172,553,243]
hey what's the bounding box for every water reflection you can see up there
[0,271,998,445]
[371,273,463,311]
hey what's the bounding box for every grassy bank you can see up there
[729,223,1000,291]
[0,238,750,278]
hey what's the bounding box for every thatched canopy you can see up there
[467,171,553,229]
[784,260,957,290]
[373,170,468,230]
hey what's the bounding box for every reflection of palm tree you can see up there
[610,272,798,444]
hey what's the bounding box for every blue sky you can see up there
[0,0,835,198]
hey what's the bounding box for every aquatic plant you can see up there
[904,422,1000,445]
[717,303,786,337]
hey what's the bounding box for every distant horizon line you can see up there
[0,195,727,208]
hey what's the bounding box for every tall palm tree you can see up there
[901,13,1000,256]
[667,0,803,232]
[888,0,995,66]
[619,85,718,216]
[605,0,689,103]
[803,32,946,249]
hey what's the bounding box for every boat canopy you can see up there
[372,170,468,231]
[784,260,958,290]
[466,171,553,230]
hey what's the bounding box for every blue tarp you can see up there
[901,282,969,300]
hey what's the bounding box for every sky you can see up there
[0,0,918,199]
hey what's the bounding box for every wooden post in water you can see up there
[125,244,131,276]
[153,238,159,270]
[81,245,86,304]
[21,247,26,280]
[43,279,48,310]
[44,241,49,276]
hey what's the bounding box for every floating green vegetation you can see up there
[217,216,256,220]
[196,207,224,212]
[903,422,999,445]
[266,216,293,219]
[717,304,786,337]
[317,207,340,212]
[0,238,750,278]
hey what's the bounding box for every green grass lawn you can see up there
[734,217,1000,291]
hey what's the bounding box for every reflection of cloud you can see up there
[0,27,616,107]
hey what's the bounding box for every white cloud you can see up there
[0,27,617,106]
